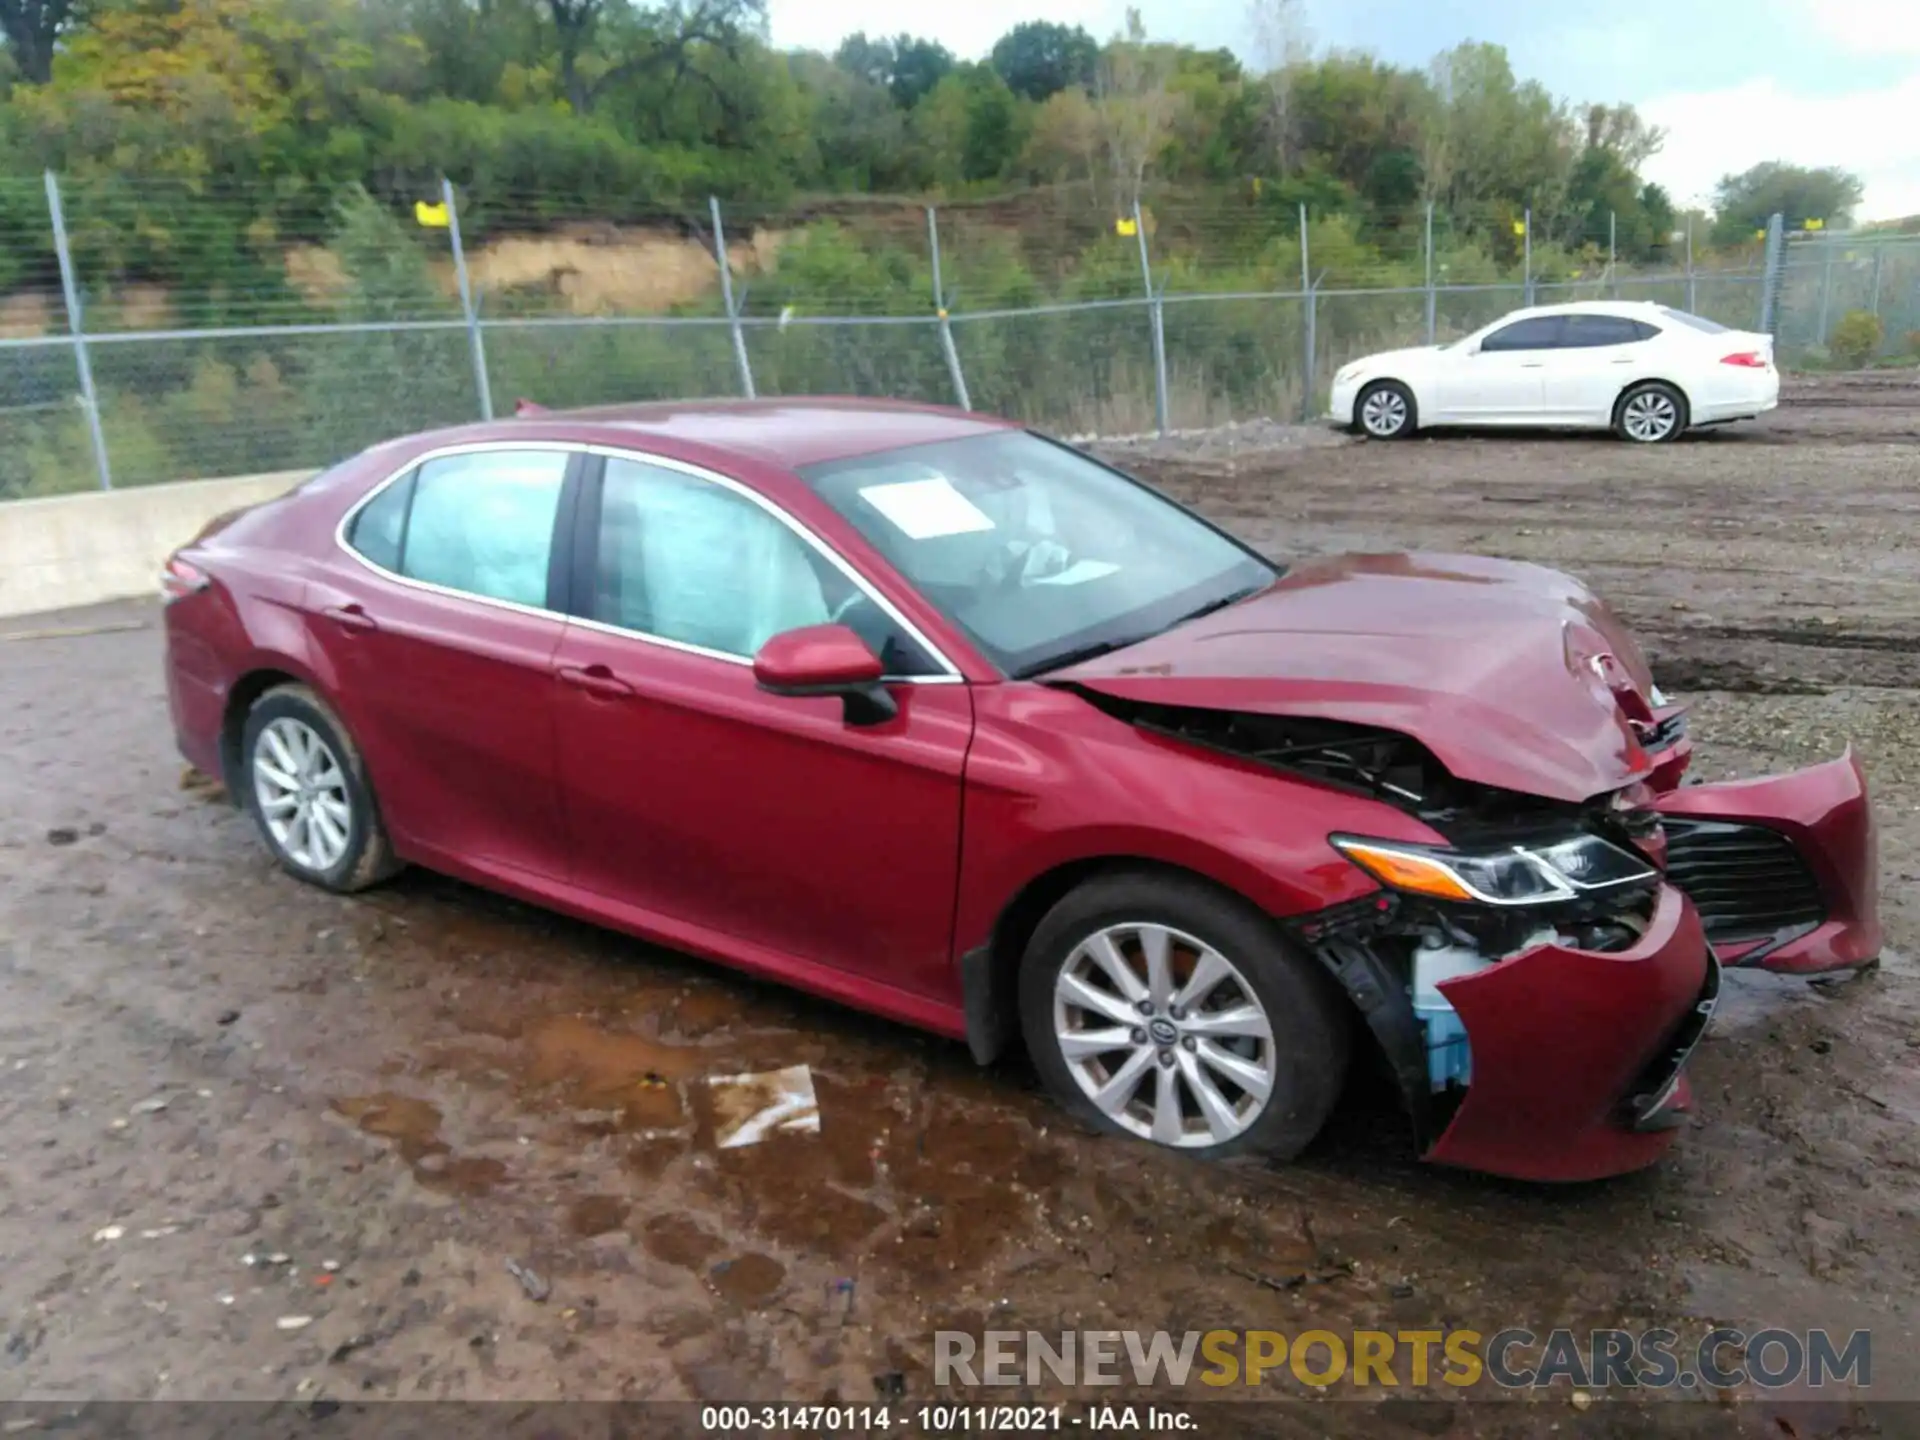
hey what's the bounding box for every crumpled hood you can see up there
[1053,551,1661,804]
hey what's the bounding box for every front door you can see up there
[310,446,578,881]
[550,453,975,1001]
[1434,315,1563,421]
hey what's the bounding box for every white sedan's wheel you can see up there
[1614,382,1687,443]
[1357,381,1415,439]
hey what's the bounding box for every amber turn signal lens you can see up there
[1335,842,1476,902]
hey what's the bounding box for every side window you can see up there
[1481,317,1565,352]
[594,457,941,675]
[401,450,569,608]
[1562,315,1644,348]
[346,470,414,571]
[1632,320,1662,341]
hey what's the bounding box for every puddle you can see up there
[331,1091,507,1196]
[644,1213,722,1270]
[568,1194,631,1237]
[709,1252,787,1305]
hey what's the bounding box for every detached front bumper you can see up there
[1424,886,1716,1182]
[1655,749,1880,974]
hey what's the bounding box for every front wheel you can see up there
[1614,382,1687,443]
[242,684,400,893]
[1355,380,1417,439]
[1017,872,1349,1161]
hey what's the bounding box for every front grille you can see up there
[1661,817,1824,943]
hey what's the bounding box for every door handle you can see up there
[322,604,377,633]
[1520,361,1546,368]
[558,664,634,700]
[1610,357,1635,364]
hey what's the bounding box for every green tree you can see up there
[832,30,953,109]
[0,0,84,84]
[1711,161,1865,243]
[988,21,1097,102]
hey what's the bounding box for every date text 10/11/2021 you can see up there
[698,1405,1193,1432]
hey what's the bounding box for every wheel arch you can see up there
[1355,375,1420,435]
[960,854,1318,1067]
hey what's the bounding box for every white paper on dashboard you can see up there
[1032,558,1121,586]
[858,476,996,540]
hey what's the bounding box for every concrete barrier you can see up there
[0,471,315,619]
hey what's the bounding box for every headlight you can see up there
[1331,832,1655,907]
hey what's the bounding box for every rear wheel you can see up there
[1356,380,1416,439]
[1018,871,1349,1161]
[1614,382,1687,443]
[242,685,399,893]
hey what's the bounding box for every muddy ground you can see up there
[3,372,1919,1435]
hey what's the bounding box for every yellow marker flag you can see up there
[1755,228,1767,240]
[415,200,450,229]
[1805,217,1825,231]
[1512,219,1526,237]
[1115,216,1138,237]
[1252,176,1263,197]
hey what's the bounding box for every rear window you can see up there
[346,471,414,571]
[1562,315,1658,347]
[1656,306,1731,335]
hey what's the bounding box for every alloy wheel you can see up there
[1360,387,1409,437]
[1621,390,1679,442]
[252,717,352,871]
[1051,922,1278,1148]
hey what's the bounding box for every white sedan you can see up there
[1328,300,1779,444]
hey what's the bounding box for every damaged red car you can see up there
[161,399,1881,1182]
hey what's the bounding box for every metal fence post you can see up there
[1522,208,1534,307]
[926,207,971,412]
[1424,201,1436,345]
[709,196,756,400]
[1817,233,1835,345]
[442,178,494,421]
[1869,243,1885,321]
[1758,213,1786,335]
[1132,199,1169,436]
[1300,203,1316,423]
[44,171,112,492]
[1685,218,1696,314]
[1608,210,1617,297]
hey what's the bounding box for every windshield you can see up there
[799,431,1277,678]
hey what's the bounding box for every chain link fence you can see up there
[0,174,1847,500]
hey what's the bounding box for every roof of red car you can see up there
[457,396,1017,470]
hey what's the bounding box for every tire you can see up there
[1355,380,1416,439]
[241,683,400,893]
[1613,381,1687,443]
[1018,870,1350,1162]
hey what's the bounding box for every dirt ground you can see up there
[3,372,1919,1435]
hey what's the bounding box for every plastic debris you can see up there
[505,1258,551,1302]
[708,1065,820,1149]
[276,1316,314,1332]
[92,1225,124,1243]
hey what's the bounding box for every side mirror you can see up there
[753,623,897,725]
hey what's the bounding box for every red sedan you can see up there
[161,399,1880,1181]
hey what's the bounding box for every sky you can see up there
[764,0,1920,222]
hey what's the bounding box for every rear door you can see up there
[1542,314,1657,424]
[309,445,579,881]
[1434,316,1563,420]
[548,452,975,1001]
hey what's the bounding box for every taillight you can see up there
[1720,351,1768,368]
[160,555,210,603]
